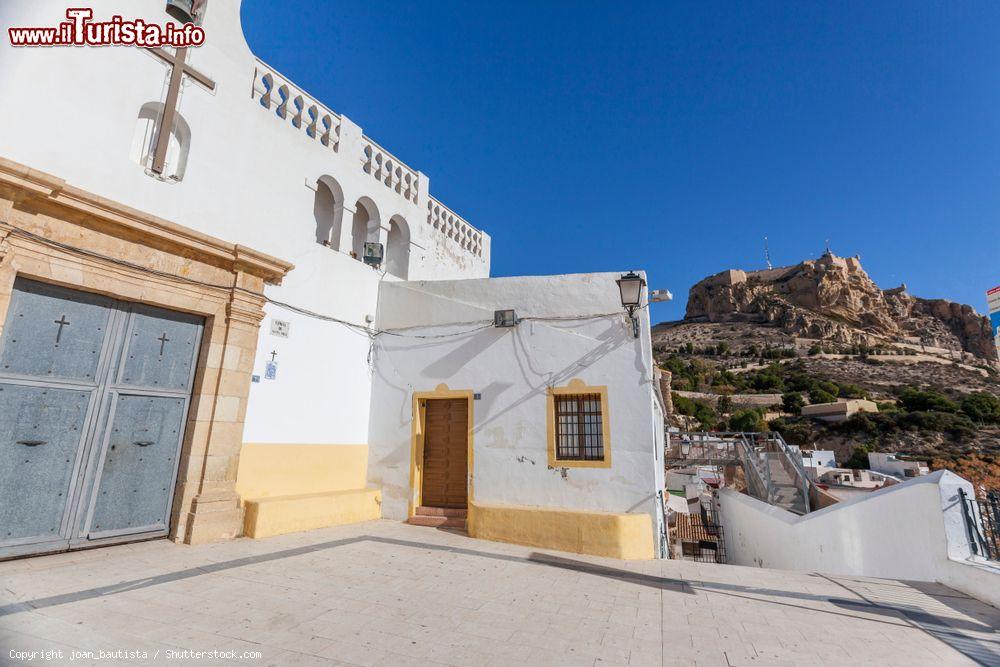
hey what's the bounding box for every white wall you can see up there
[0,0,491,447]
[802,450,836,468]
[868,452,928,478]
[720,471,1000,607]
[367,273,662,547]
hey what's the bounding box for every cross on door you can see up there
[157,333,171,356]
[146,46,216,175]
[53,315,71,344]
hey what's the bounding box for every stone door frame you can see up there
[0,156,293,546]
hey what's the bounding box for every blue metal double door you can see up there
[0,278,203,558]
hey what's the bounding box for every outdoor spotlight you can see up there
[362,242,384,268]
[494,309,517,328]
[616,271,646,338]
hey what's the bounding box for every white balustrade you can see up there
[251,59,485,258]
[361,139,419,205]
[252,59,340,152]
[427,198,483,257]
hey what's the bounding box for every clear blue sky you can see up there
[242,1,1000,324]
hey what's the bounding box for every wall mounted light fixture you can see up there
[616,271,646,338]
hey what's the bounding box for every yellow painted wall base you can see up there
[468,502,655,560]
[236,443,369,499]
[243,488,382,538]
[236,443,380,539]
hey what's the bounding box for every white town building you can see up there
[868,452,929,480]
[0,0,665,559]
[800,449,837,470]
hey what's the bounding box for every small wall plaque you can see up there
[270,319,290,338]
[252,375,261,383]
[264,361,278,380]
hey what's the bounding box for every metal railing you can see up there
[670,496,727,564]
[665,431,744,465]
[736,435,773,505]
[959,489,1000,561]
[754,432,812,514]
[667,430,813,514]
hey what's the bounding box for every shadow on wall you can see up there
[480,318,628,432]
[375,315,633,438]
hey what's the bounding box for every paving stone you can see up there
[0,520,997,666]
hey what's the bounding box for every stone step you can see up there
[414,506,467,518]
[407,514,467,528]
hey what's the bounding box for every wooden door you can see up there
[421,398,468,508]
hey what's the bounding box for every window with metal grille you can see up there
[554,393,605,461]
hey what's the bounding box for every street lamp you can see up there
[616,271,646,338]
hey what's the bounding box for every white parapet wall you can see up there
[720,470,1000,608]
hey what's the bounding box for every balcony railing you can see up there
[252,59,341,152]
[428,197,483,257]
[251,58,485,258]
[361,137,419,204]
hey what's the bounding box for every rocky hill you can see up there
[654,252,999,487]
[684,251,995,359]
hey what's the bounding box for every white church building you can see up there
[0,0,666,560]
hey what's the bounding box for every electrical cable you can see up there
[0,222,545,340]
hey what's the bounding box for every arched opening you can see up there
[351,198,381,261]
[386,216,411,279]
[129,102,191,182]
[313,176,345,248]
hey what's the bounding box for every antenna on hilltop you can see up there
[824,239,832,255]
[764,236,773,270]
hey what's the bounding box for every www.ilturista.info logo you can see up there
[8,8,205,48]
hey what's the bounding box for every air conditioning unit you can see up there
[363,242,384,267]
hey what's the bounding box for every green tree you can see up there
[842,444,873,469]
[751,372,784,392]
[838,383,868,399]
[730,408,766,433]
[809,388,837,404]
[672,393,717,430]
[782,392,805,415]
[818,380,840,396]
[960,392,1000,425]
[898,388,959,413]
[716,394,733,415]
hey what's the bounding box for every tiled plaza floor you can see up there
[1,520,998,666]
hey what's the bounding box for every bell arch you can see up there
[313,176,345,248]
[386,216,411,279]
[351,197,381,260]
